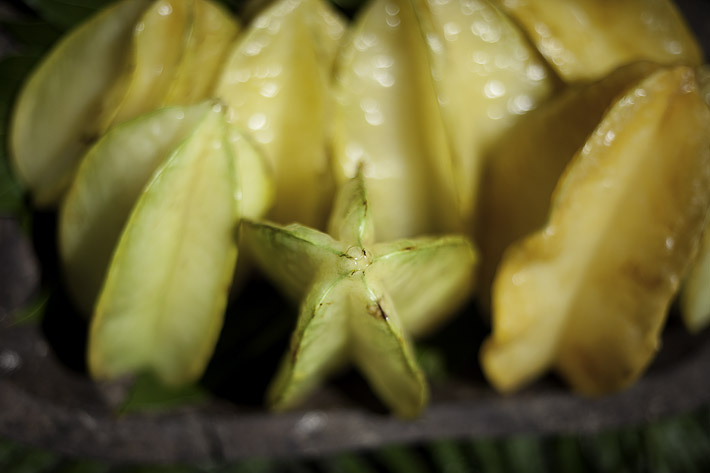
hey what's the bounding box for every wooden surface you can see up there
[1,215,710,462]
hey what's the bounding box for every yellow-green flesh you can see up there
[60,102,213,315]
[10,0,150,207]
[88,105,238,386]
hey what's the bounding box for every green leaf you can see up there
[8,291,50,326]
[118,372,208,413]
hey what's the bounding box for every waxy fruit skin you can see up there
[482,67,710,395]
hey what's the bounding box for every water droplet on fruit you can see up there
[508,94,533,114]
[484,80,506,98]
[526,64,547,81]
[373,70,395,88]
[157,2,173,16]
[248,113,267,130]
[511,272,526,286]
[444,22,461,42]
[665,237,676,251]
[385,2,400,15]
[254,15,270,29]
[354,33,377,52]
[260,82,280,98]
[664,39,682,55]
[244,41,264,56]
[386,15,401,28]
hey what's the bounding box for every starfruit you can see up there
[496,0,702,82]
[61,102,211,315]
[416,0,556,227]
[242,172,476,416]
[162,0,241,104]
[680,67,710,334]
[681,228,710,333]
[215,0,345,229]
[10,0,151,207]
[88,104,239,386]
[60,101,273,316]
[331,0,459,240]
[475,61,660,307]
[10,0,239,208]
[99,0,239,131]
[481,66,710,395]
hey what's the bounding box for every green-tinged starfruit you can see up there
[481,66,710,395]
[88,104,240,386]
[61,102,273,316]
[10,0,151,207]
[415,0,556,227]
[496,0,702,82]
[216,0,345,229]
[242,172,476,417]
[475,61,661,308]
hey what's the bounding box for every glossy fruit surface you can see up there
[216,0,345,229]
[476,61,660,307]
[497,0,702,81]
[482,66,710,395]
[243,172,476,416]
[10,0,150,206]
[89,105,239,386]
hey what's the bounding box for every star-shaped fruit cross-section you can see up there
[242,172,477,417]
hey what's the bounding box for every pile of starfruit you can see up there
[8,0,710,417]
